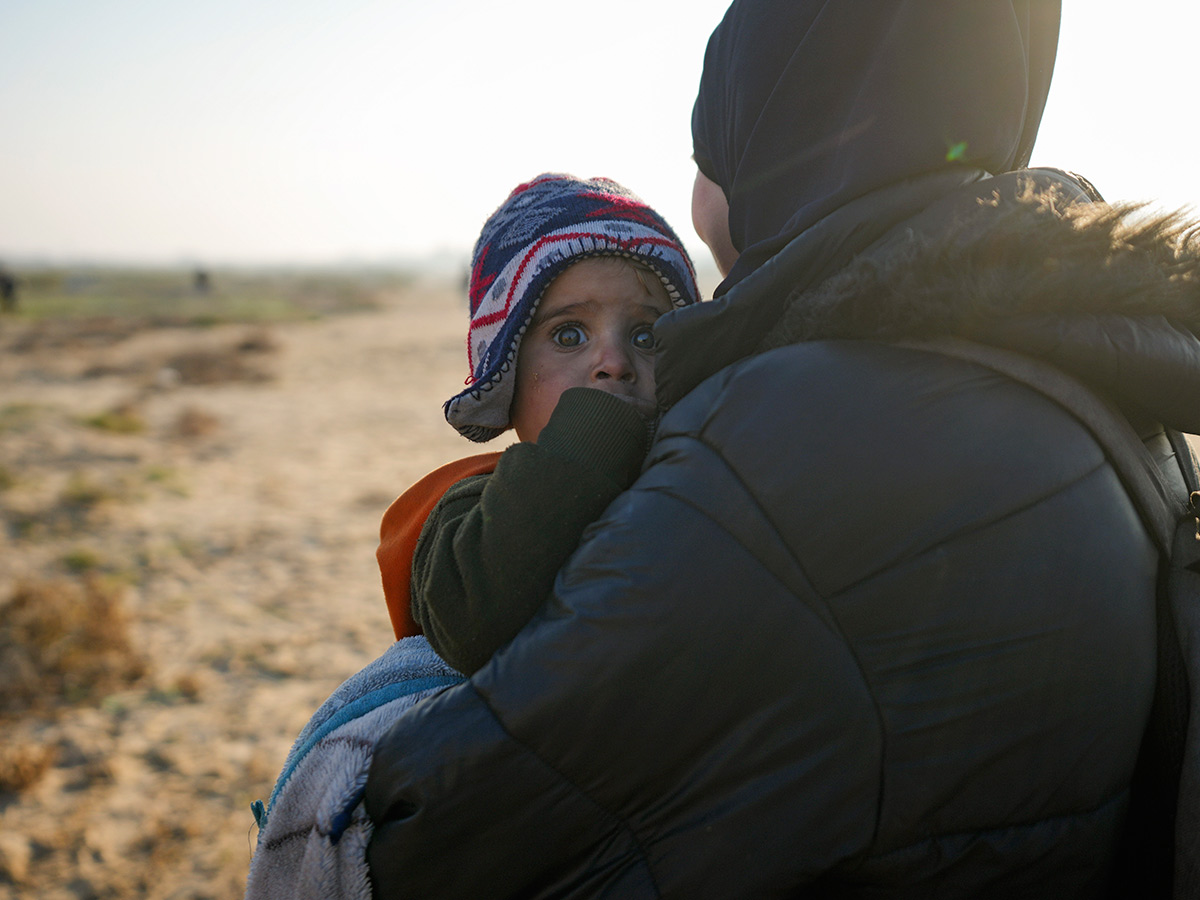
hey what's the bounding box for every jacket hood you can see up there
[692,0,1061,291]
[656,168,1085,407]
[758,178,1200,432]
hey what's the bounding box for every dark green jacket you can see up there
[411,387,650,674]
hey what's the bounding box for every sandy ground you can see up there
[0,277,499,899]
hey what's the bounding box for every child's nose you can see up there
[592,338,636,383]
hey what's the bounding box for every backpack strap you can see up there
[1164,426,1200,897]
[1167,429,1200,499]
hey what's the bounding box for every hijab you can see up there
[692,0,1062,291]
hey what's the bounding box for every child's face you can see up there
[510,258,673,442]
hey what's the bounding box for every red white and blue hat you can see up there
[445,173,700,442]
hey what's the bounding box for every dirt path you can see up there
[0,278,497,899]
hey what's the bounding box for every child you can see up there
[377,173,700,675]
[244,175,698,896]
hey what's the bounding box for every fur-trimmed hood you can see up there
[656,169,1200,433]
[759,182,1200,431]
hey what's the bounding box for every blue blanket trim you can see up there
[264,673,464,818]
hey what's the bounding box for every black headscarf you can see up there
[692,0,1062,291]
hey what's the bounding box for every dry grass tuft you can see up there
[59,471,138,512]
[11,472,137,540]
[236,327,280,354]
[62,546,105,573]
[165,340,275,385]
[172,405,221,439]
[82,400,146,434]
[0,577,147,719]
[0,742,57,794]
[172,672,202,700]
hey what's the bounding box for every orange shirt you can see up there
[377,453,502,640]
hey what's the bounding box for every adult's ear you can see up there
[691,169,739,278]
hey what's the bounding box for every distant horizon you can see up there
[3,1,1197,271]
[0,250,727,302]
[0,246,474,272]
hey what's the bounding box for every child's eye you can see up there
[631,327,657,352]
[552,324,586,348]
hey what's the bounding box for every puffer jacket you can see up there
[363,169,1200,898]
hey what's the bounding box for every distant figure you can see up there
[0,264,17,313]
[193,268,211,294]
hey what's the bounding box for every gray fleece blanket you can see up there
[243,637,464,900]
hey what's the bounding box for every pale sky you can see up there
[1,1,1197,269]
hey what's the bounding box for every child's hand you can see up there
[600,390,658,423]
[535,387,656,486]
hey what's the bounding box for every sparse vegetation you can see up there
[5,471,142,538]
[0,576,147,719]
[0,742,56,793]
[82,400,146,434]
[237,327,281,354]
[62,546,104,573]
[60,470,134,510]
[0,269,468,898]
[166,345,272,384]
[3,266,410,328]
[0,403,46,432]
[173,405,221,439]
[147,673,203,704]
[143,464,189,496]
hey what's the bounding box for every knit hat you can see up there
[445,173,700,442]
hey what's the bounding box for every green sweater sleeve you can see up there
[411,388,652,674]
